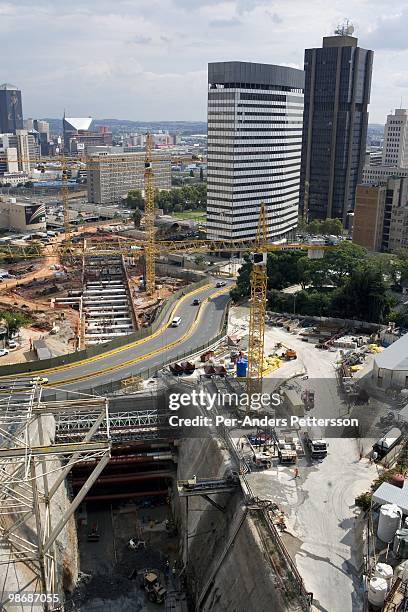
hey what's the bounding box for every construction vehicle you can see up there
[301,389,315,411]
[283,348,297,360]
[304,433,328,459]
[278,446,298,464]
[128,538,146,551]
[141,570,167,604]
[253,451,272,469]
[275,343,297,360]
[283,389,304,417]
[373,427,402,460]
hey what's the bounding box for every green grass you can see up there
[169,210,206,220]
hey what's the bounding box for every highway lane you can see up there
[32,280,232,391]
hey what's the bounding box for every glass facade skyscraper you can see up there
[207,62,304,241]
[0,84,23,134]
[300,34,373,222]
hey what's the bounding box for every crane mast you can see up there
[144,133,156,294]
[247,203,268,395]
[61,155,71,248]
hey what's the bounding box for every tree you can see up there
[126,189,144,209]
[266,251,305,290]
[1,311,30,337]
[390,306,408,329]
[194,255,205,266]
[305,259,330,290]
[230,255,252,301]
[323,241,367,286]
[308,219,322,235]
[132,208,142,228]
[321,218,343,236]
[331,266,392,322]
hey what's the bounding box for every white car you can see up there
[30,376,49,385]
[0,349,9,357]
[7,340,17,349]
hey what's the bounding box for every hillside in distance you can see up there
[44,118,207,136]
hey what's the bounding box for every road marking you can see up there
[46,286,231,387]
[2,283,213,379]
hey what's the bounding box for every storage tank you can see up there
[236,358,248,378]
[367,577,388,608]
[374,563,393,586]
[378,503,402,543]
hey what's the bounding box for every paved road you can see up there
[3,280,232,392]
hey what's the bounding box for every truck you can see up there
[141,570,167,604]
[253,451,272,469]
[283,389,304,417]
[301,389,315,411]
[304,433,328,459]
[373,427,402,460]
[278,446,298,464]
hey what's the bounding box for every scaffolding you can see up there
[0,381,111,610]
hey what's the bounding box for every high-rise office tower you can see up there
[207,61,304,241]
[382,109,408,167]
[300,25,373,222]
[0,84,24,134]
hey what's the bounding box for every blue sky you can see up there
[1,0,407,122]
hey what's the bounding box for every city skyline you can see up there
[1,0,407,122]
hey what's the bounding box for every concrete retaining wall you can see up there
[174,437,303,612]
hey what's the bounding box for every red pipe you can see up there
[76,451,173,468]
[72,471,173,486]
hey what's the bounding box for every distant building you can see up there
[0,197,46,232]
[206,61,304,241]
[300,27,373,222]
[0,130,39,172]
[382,109,408,166]
[63,116,112,154]
[362,165,408,185]
[365,150,383,166]
[353,177,408,252]
[0,84,23,134]
[0,147,18,176]
[362,109,408,186]
[87,152,171,204]
[0,145,28,187]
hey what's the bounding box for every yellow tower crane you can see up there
[144,133,156,294]
[247,203,268,395]
[61,155,71,248]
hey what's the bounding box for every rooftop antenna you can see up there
[334,19,355,36]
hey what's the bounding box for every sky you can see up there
[1,0,408,123]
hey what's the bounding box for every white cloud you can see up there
[1,0,406,122]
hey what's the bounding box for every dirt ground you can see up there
[66,500,184,612]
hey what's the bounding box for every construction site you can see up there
[1,145,408,612]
